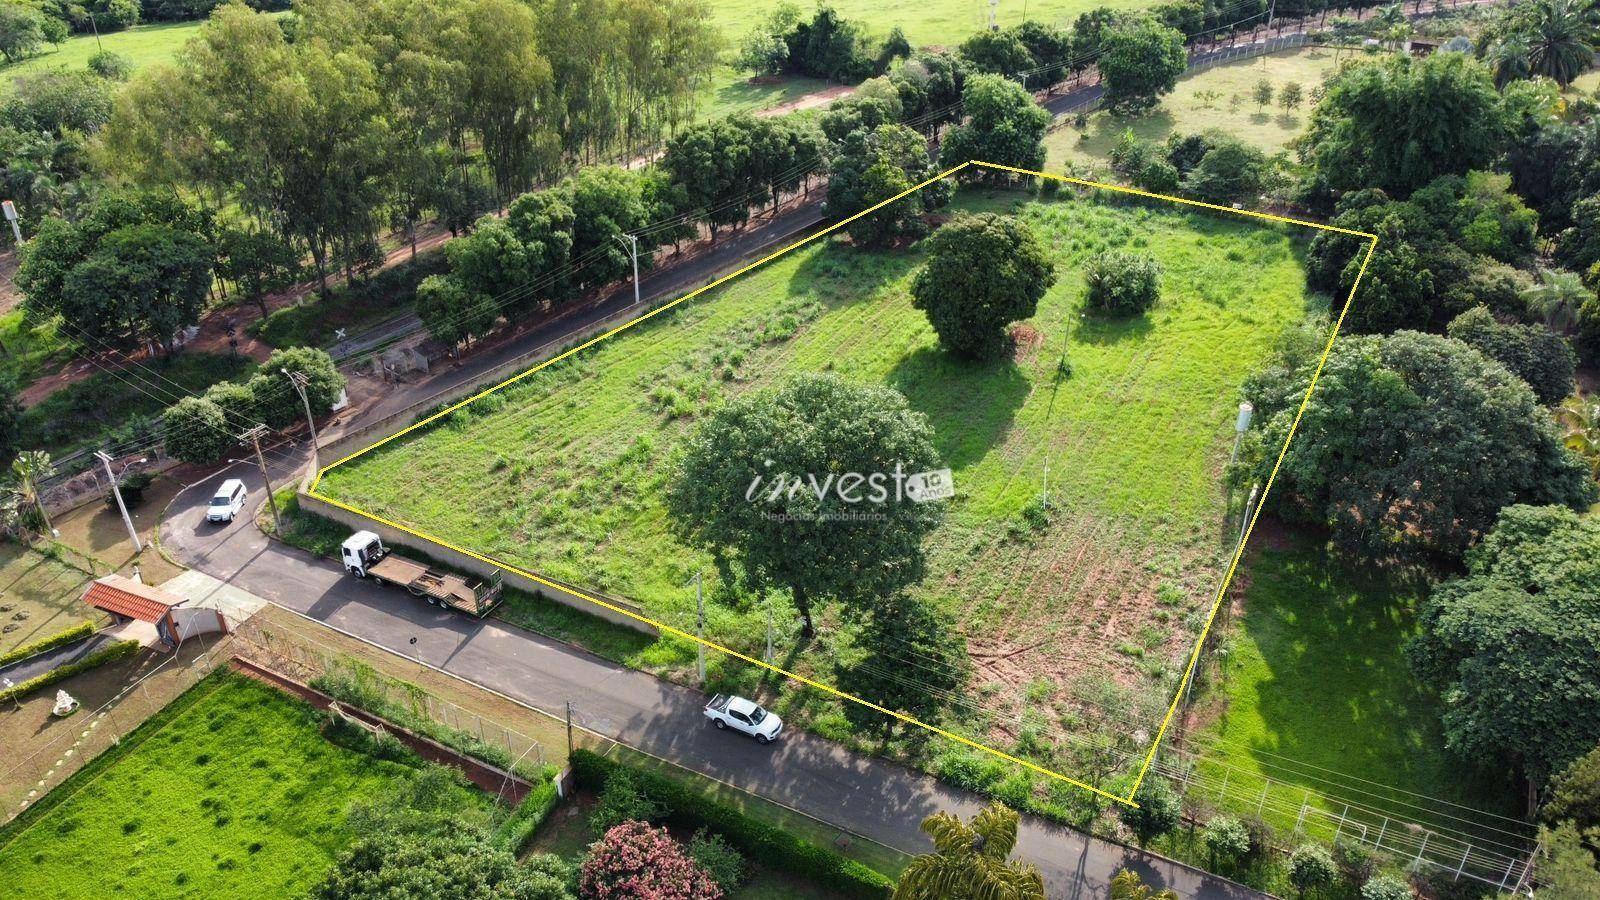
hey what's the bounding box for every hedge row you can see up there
[494,779,562,853]
[0,640,141,704]
[569,749,894,899]
[0,621,97,670]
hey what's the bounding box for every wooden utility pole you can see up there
[242,424,280,532]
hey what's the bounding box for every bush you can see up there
[1360,874,1411,900]
[1289,844,1337,897]
[1333,837,1378,887]
[1083,250,1162,316]
[569,750,892,898]
[0,621,95,669]
[163,396,233,464]
[580,820,723,900]
[1201,815,1250,870]
[688,828,747,892]
[589,769,663,834]
[104,471,155,509]
[0,640,139,704]
[1446,306,1575,405]
[493,780,562,854]
[87,50,132,81]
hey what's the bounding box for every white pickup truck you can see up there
[704,694,783,745]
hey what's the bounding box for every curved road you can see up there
[161,452,1262,900]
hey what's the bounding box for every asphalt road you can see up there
[161,452,1262,900]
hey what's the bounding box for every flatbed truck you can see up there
[340,530,504,617]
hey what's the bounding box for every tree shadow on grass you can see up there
[783,233,922,308]
[885,346,1030,471]
[1232,543,1521,817]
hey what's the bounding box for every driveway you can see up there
[161,452,1263,900]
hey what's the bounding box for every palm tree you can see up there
[1517,0,1600,86]
[1556,393,1600,478]
[893,802,1046,900]
[4,450,55,537]
[1522,268,1594,333]
[1111,869,1180,900]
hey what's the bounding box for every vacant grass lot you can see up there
[320,188,1320,758]
[0,673,490,899]
[0,544,98,656]
[1046,46,1352,171]
[1190,539,1522,835]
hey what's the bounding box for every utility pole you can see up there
[765,601,774,664]
[565,700,574,755]
[95,450,142,554]
[694,570,705,684]
[88,11,102,51]
[613,233,640,305]
[283,369,319,473]
[1266,0,1277,31]
[1238,483,1260,549]
[1041,460,1050,509]
[241,424,280,533]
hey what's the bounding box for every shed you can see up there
[82,575,184,649]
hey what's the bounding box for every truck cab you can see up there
[341,531,387,577]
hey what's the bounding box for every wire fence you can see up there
[228,615,550,777]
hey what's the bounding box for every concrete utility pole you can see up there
[282,369,319,472]
[565,700,574,755]
[613,233,640,305]
[241,424,280,533]
[694,570,706,684]
[95,450,142,553]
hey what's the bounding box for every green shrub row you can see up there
[0,640,141,704]
[569,749,894,899]
[493,779,563,853]
[0,621,97,669]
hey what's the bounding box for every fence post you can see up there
[1294,791,1310,832]
[1375,816,1388,850]
[1414,831,1431,869]
[1257,782,1268,817]
[1455,843,1472,881]
[1218,769,1230,803]
[1499,856,1516,890]
[1333,803,1348,843]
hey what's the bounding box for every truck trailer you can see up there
[340,531,504,617]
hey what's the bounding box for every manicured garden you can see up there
[318,187,1320,774]
[0,672,492,899]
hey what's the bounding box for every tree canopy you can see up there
[667,373,945,636]
[1409,504,1600,783]
[312,816,573,900]
[1097,16,1187,113]
[910,212,1056,359]
[894,802,1044,900]
[1234,330,1596,559]
[939,74,1051,174]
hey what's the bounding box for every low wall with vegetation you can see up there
[0,622,97,670]
[0,640,140,704]
[295,488,657,635]
[570,748,895,899]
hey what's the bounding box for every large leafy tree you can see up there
[1234,331,1597,559]
[826,124,946,248]
[1446,306,1575,405]
[1097,16,1187,113]
[313,816,573,900]
[1408,504,1600,783]
[667,373,945,637]
[1300,52,1513,203]
[889,50,966,136]
[416,274,500,347]
[893,802,1045,900]
[911,212,1056,360]
[939,74,1051,174]
[834,593,968,741]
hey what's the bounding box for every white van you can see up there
[206,478,248,523]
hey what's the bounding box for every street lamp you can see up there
[96,452,148,554]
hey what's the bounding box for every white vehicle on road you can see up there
[704,694,782,744]
[206,479,248,523]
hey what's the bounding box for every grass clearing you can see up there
[1190,537,1522,835]
[1046,46,1352,172]
[319,186,1322,791]
[0,543,99,657]
[0,16,288,85]
[0,671,492,899]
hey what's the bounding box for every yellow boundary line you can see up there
[308,161,1378,808]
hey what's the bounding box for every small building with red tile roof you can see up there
[82,575,182,648]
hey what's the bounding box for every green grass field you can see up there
[0,17,288,82]
[0,673,490,899]
[319,188,1320,751]
[1046,46,1355,172]
[0,543,97,656]
[1189,540,1523,837]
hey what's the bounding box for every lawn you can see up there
[0,672,492,899]
[0,543,99,657]
[1189,538,1524,839]
[318,186,1323,773]
[0,16,287,84]
[1045,46,1353,172]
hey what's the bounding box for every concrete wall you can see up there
[297,488,658,637]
